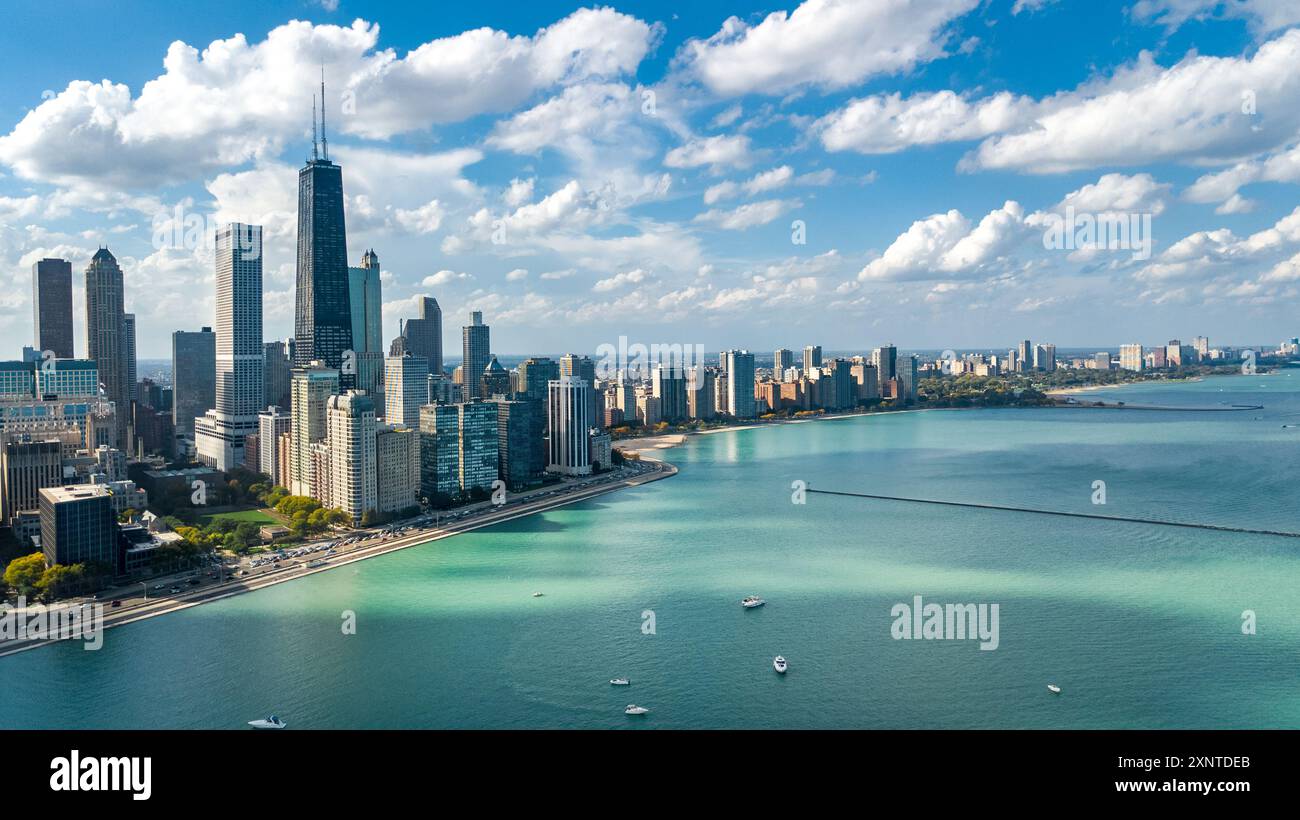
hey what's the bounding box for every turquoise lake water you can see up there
[2,370,1299,728]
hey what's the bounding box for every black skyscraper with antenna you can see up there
[294,71,354,388]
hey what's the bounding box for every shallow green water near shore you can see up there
[3,370,1299,728]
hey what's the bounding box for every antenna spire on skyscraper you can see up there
[311,93,318,161]
[320,65,329,162]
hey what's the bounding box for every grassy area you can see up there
[196,507,284,528]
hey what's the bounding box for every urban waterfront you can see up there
[2,371,1297,729]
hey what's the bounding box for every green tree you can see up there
[4,552,46,597]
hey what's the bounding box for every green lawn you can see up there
[196,508,284,528]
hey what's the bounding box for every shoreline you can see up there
[0,463,676,658]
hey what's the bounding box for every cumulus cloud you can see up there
[664,133,752,171]
[695,198,800,230]
[0,10,657,189]
[858,201,1030,281]
[678,0,979,96]
[818,91,1034,155]
[593,268,647,291]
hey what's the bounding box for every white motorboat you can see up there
[741,595,766,609]
[624,704,649,715]
[532,592,544,598]
[247,715,287,729]
[1047,684,1061,694]
[773,656,788,674]
[610,678,630,686]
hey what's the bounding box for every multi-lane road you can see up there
[0,460,675,657]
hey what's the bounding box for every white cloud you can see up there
[858,201,1030,281]
[664,134,752,170]
[423,269,473,287]
[393,199,445,234]
[695,198,799,230]
[0,9,657,189]
[818,91,1033,155]
[960,30,1300,174]
[1052,173,1170,216]
[679,0,979,96]
[1131,0,1300,34]
[505,268,529,281]
[593,268,647,291]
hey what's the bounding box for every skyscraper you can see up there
[263,340,293,409]
[33,258,74,359]
[1017,340,1033,373]
[560,353,600,430]
[196,224,265,471]
[123,313,138,402]
[289,362,339,497]
[348,248,385,400]
[394,296,443,376]
[722,350,756,419]
[294,81,354,389]
[547,377,591,476]
[384,355,429,428]
[774,349,794,381]
[325,391,377,524]
[258,406,291,480]
[653,363,688,422]
[802,345,822,374]
[85,248,130,444]
[172,328,216,440]
[872,345,897,386]
[461,311,490,401]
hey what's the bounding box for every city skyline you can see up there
[2,1,1300,358]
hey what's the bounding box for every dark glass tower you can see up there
[294,84,353,388]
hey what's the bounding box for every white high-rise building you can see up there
[257,406,291,480]
[196,224,264,471]
[1120,344,1144,372]
[384,355,428,428]
[290,362,338,497]
[547,377,591,476]
[326,390,377,524]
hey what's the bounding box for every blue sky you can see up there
[2,0,1299,357]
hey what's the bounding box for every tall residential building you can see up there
[1120,344,1145,372]
[39,484,116,567]
[493,398,541,490]
[257,406,292,481]
[375,425,419,515]
[899,355,919,403]
[653,363,688,422]
[122,313,137,404]
[687,366,716,420]
[325,391,377,524]
[85,248,130,444]
[196,223,264,471]
[294,85,354,389]
[547,377,591,475]
[1017,340,1033,372]
[560,353,600,430]
[872,345,898,385]
[802,345,822,374]
[722,350,756,419]
[384,355,429,428]
[1033,343,1057,372]
[172,328,216,440]
[419,403,461,501]
[394,296,443,376]
[774,349,794,381]
[289,363,339,497]
[1193,336,1210,359]
[263,340,293,409]
[461,311,491,401]
[348,248,385,401]
[517,357,559,403]
[458,399,499,493]
[32,258,74,359]
[1,438,63,526]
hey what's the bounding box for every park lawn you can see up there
[196,507,285,528]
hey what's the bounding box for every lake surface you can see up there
[3,369,1299,728]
